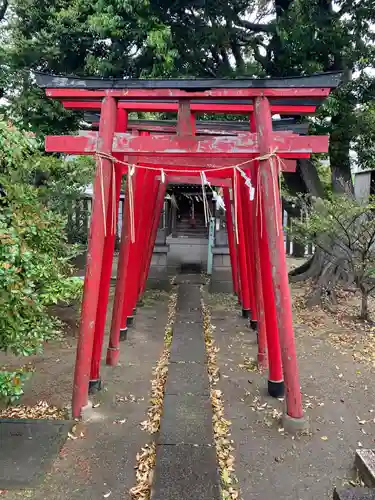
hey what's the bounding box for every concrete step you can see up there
[176,230,208,236]
[355,449,375,487]
[333,487,375,500]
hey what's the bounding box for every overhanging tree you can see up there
[2,0,375,306]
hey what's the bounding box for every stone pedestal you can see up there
[148,244,170,290]
[210,246,233,293]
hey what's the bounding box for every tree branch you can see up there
[200,60,217,77]
[252,45,269,71]
[234,17,276,34]
[335,0,361,18]
[220,48,231,72]
[229,34,245,73]
[209,47,221,66]
[0,0,8,21]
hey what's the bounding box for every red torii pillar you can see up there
[106,166,148,364]
[249,167,268,371]
[139,181,167,299]
[240,172,258,329]
[118,134,151,332]
[119,166,159,331]
[72,96,117,418]
[89,108,128,392]
[132,172,162,305]
[223,188,239,296]
[254,96,304,424]
[234,170,251,318]
[249,115,282,392]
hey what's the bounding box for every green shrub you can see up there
[0,369,32,405]
[0,120,85,402]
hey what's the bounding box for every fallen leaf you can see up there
[103,491,112,498]
[321,436,328,441]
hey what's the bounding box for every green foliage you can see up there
[0,119,84,400]
[315,161,332,197]
[37,155,95,211]
[0,368,32,405]
[353,102,375,172]
[0,0,373,196]
[293,195,375,318]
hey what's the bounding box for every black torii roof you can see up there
[34,71,342,90]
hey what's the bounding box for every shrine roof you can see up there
[35,71,341,90]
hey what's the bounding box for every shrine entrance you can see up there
[166,183,211,273]
[35,70,341,428]
[168,184,210,238]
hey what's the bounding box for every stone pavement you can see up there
[1,290,170,500]
[0,419,72,488]
[152,281,220,500]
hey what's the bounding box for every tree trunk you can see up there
[329,119,354,196]
[285,155,356,307]
[360,288,369,321]
[292,240,305,258]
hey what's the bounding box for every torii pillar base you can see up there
[119,328,128,341]
[282,413,310,435]
[267,380,285,399]
[88,378,102,394]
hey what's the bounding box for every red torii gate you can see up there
[36,72,341,427]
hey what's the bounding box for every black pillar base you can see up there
[250,320,258,331]
[127,316,134,327]
[88,378,102,394]
[132,307,137,316]
[268,380,285,398]
[242,308,250,319]
[119,328,128,341]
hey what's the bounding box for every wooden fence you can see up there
[283,208,314,257]
[66,195,314,257]
[66,194,166,246]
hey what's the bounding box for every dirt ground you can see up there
[0,259,374,499]
[205,279,375,500]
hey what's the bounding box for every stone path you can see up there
[152,281,221,500]
[1,290,170,500]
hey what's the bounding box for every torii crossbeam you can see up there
[36,71,341,426]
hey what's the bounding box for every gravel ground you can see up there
[205,287,375,500]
